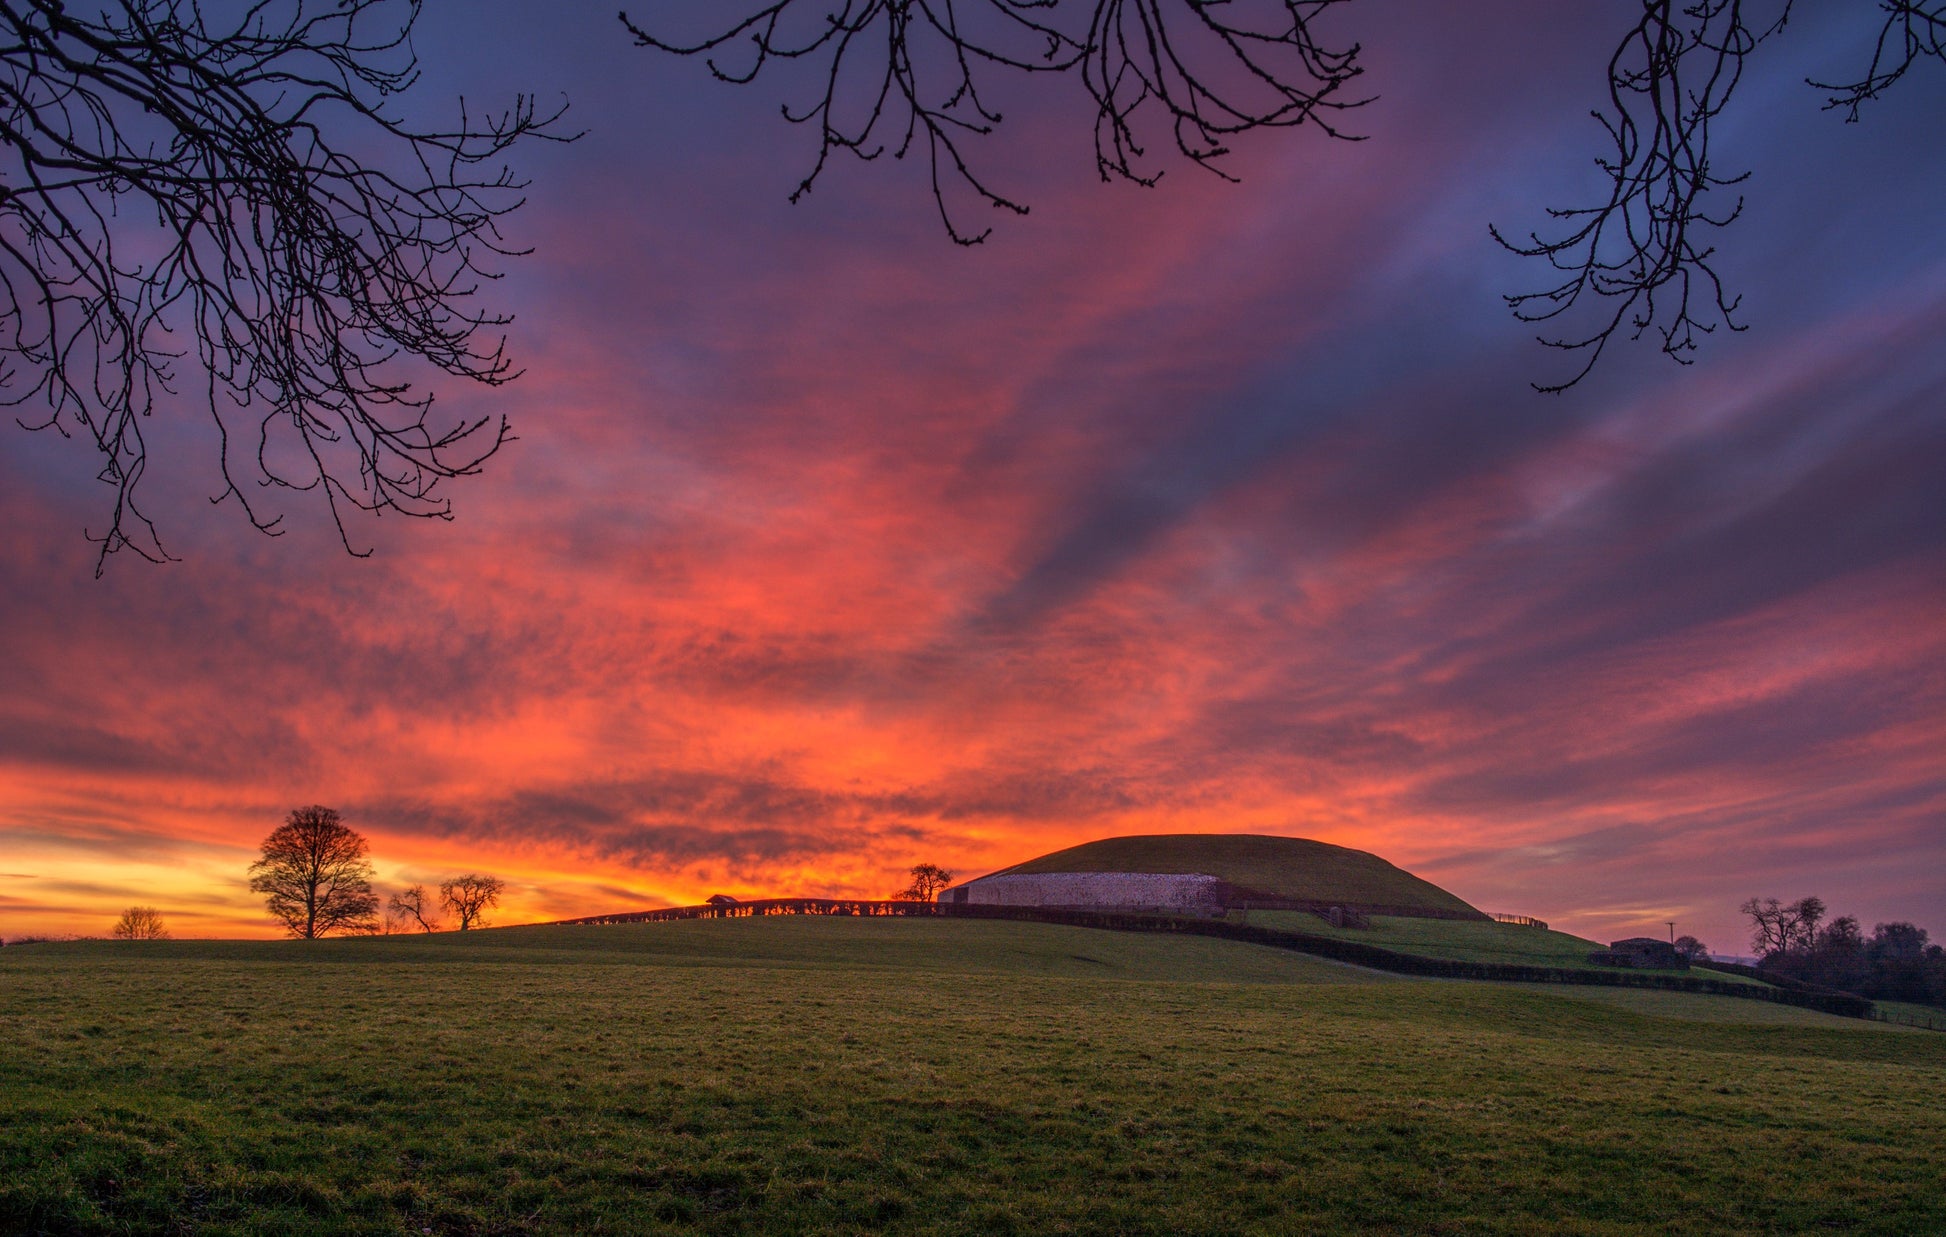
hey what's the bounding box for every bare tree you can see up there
[388,883,440,933]
[111,905,170,939]
[1741,896,1789,955]
[634,1,1944,385]
[438,873,503,931]
[249,806,381,938]
[895,862,953,901]
[1740,894,1825,959]
[1,0,569,571]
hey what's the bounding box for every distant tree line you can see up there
[250,806,505,938]
[1742,896,1945,1007]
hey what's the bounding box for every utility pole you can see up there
[1667,922,1675,942]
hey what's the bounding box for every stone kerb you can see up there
[944,871,1225,912]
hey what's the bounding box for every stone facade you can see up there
[1588,937,1688,970]
[938,871,1226,912]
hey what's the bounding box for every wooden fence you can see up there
[1870,1007,1946,1032]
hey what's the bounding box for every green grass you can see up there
[1514,985,1920,1028]
[3,918,1942,1235]
[992,833,1482,915]
[1241,910,1613,968]
[89,916,1370,985]
[1240,912,1776,984]
[1873,1000,1946,1031]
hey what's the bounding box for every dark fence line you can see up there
[930,904,1876,1019]
[1693,962,1944,1032]
[1489,913,1551,930]
[1870,1008,1945,1032]
[1692,958,1837,995]
[546,899,1878,1020]
[551,898,943,925]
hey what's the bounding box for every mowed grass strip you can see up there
[1,918,1940,1236]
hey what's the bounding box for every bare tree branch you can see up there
[0,0,571,572]
[1491,1,1795,393]
[622,1,1366,245]
[633,3,1936,392]
[1810,0,1946,119]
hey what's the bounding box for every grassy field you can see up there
[1238,912,1776,986]
[992,834,1481,915]
[1873,1000,1946,1031]
[1240,910,1609,968]
[3,917,1942,1235]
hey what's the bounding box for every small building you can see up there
[1588,937,1688,970]
[704,894,740,908]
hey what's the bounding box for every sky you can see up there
[2,1,1941,949]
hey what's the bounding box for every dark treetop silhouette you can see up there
[439,873,504,931]
[0,0,567,571]
[389,883,441,933]
[629,0,1945,390]
[111,905,170,940]
[249,806,381,938]
[1742,895,1946,1006]
[895,863,953,902]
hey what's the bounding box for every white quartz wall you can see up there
[940,871,1223,910]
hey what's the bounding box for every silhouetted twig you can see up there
[1491,1,1793,393]
[1810,0,1945,119]
[0,0,571,571]
[622,1,1367,245]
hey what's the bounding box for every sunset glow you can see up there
[3,2,1941,950]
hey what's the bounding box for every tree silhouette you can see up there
[1740,894,1825,959]
[388,884,441,933]
[632,0,1944,386]
[249,806,380,938]
[438,873,503,930]
[0,0,569,571]
[895,862,953,901]
[111,905,170,940]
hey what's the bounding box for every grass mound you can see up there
[994,833,1482,916]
